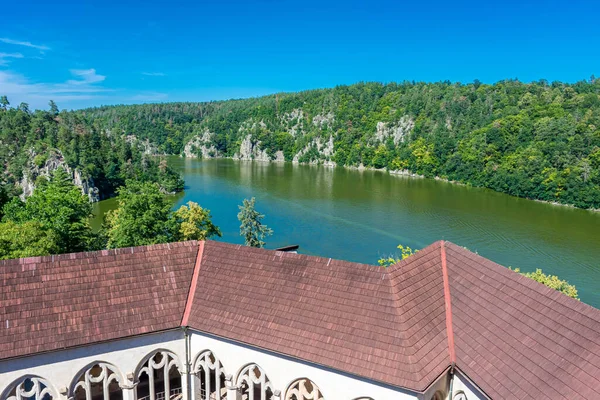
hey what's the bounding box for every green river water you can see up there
[92,157,600,308]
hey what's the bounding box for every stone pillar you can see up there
[120,373,138,400]
[188,369,200,400]
[180,368,191,400]
[225,374,241,400]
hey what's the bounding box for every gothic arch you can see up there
[193,350,227,400]
[284,378,324,400]
[70,361,124,400]
[134,349,184,400]
[352,397,375,400]
[2,375,58,400]
[134,349,185,376]
[235,363,274,400]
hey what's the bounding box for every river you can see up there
[92,157,600,308]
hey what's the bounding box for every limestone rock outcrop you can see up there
[19,150,100,202]
[374,116,414,145]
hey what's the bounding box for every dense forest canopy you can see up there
[2,77,600,209]
[0,96,183,205]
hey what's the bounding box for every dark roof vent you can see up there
[274,244,299,253]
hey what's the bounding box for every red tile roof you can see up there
[445,242,600,399]
[1,240,599,398]
[0,241,198,359]
[186,240,449,391]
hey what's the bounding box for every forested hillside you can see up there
[2,78,600,209]
[0,97,183,204]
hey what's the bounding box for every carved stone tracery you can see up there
[72,362,123,400]
[236,364,273,400]
[6,377,55,400]
[284,378,324,400]
[194,350,226,400]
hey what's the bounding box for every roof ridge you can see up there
[181,240,206,326]
[440,240,456,364]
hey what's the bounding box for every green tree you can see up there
[378,244,418,267]
[49,100,59,116]
[0,184,8,220]
[104,181,172,248]
[2,168,95,253]
[237,197,273,248]
[0,95,9,110]
[0,220,60,259]
[513,268,579,299]
[380,244,579,299]
[17,102,30,113]
[172,201,221,241]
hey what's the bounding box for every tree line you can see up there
[71,78,600,209]
[4,78,600,209]
[0,168,272,259]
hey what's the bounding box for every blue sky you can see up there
[1,0,599,110]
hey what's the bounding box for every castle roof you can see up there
[2,240,599,398]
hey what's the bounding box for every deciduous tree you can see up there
[104,181,172,248]
[2,168,95,253]
[0,220,59,260]
[172,201,221,241]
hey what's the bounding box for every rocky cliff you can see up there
[182,112,415,168]
[183,130,221,159]
[374,116,414,144]
[19,150,100,202]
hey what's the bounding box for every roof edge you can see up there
[181,240,205,326]
[440,240,456,364]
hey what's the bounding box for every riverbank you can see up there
[180,154,599,212]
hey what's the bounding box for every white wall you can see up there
[189,330,424,400]
[450,370,489,400]
[0,328,458,400]
[0,330,185,400]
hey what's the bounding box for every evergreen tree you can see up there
[48,100,59,116]
[0,95,9,110]
[237,197,273,248]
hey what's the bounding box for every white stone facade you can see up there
[0,329,486,400]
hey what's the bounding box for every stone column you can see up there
[189,370,201,400]
[120,373,138,400]
[180,368,192,400]
[225,374,241,400]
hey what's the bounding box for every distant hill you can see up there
[3,78,600,209]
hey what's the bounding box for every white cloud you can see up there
[67,68,106,85]
[0,37,50,51]
[0,68,169,109]
[0,70,110,109]
[0,52,24,66]
[142,72,166,77]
